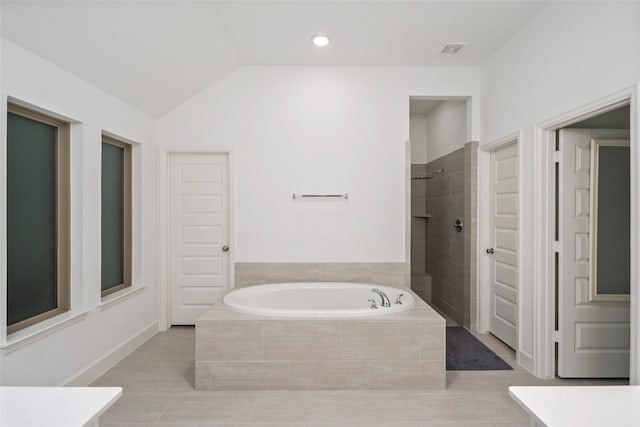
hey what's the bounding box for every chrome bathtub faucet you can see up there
[371,288,391,307]
[395,293,404,305]
[368,299,378,309]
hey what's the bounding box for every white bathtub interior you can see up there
[223,282,415,317]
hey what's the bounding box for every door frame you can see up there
[478,132,524,362]
[157,147,234,332]
[533,84,639,381]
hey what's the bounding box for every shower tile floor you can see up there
[93,326,627,427]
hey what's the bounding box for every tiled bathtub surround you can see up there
[412,142,478,328]
[235,262,407,289]
[195,294,445,390]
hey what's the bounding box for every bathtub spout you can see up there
[371,288,391,307]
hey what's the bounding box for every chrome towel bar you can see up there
[292,193,349,199]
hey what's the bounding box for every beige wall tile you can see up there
[341,321,421,360]
[208,361,289,390]
[450,171,464,195]
[426,176,445,196]
[411,163,428,174]
[367,360,445,389]
[442,198,460,219]
[234,262,271,287]
[419,322,446,361]
[411,217,427,278]
[451,240,465,267]
[267,263,322,283]
[237,262,411,288]
[445,285,464,315]
[197,281,446,390]
[371,262,406,288]
[289,361,369,389]
[411,273,431,295]
[320,263,372,282]
[262,321,341,360]
[414,290,429,304]
[420,143,477,326]
[443,147,465,172]
[196,321,262,361]
[194,361,210,390]
[411,189,427,216]
[439,261,458,286]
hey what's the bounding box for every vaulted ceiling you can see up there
[1,1,549,118]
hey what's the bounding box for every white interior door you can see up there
[488,143,518,349]
[169,153,229,325]
[558,129,630,378]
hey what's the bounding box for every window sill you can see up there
[1,310,90,353]
[99,285,146,311]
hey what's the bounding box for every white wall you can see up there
[0,39,158,385]
[480,1,640,373]
[159,66,480,263]
[426,100,467,162]
[410,114,428,163]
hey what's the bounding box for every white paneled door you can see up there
[169,153,229,325]
[557,129,629,378]
[489,143,519,350]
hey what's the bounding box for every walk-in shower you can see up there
[411,168,444,180]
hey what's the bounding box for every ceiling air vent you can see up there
[440,43,467,55]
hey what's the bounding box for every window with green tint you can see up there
[101,136,132,297]
[7,104,70,334]
[593,144,630,297]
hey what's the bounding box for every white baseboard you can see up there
[61,321,158,386]
[518,350,535,374]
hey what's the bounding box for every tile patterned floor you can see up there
[93,326,627,427]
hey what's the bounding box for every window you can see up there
[101,135,132,297]
[7,103,70,334]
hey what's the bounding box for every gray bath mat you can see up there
[446,326,513,370]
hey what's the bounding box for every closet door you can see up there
[488,143,518,349]
[557,129,629,378]
[169,152,230,324]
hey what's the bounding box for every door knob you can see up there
[486,248,494,254]
[222,245,229,252]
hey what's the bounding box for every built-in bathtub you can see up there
[196,282,445,390]
[223,282,415,317]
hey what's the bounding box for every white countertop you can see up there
[0,386,122,427]
[509,385,640,427]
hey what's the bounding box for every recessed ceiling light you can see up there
[312,34,331,47]
[440,43,467,55]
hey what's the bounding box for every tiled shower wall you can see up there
[411,142,478,328]
[410,163,431,302]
